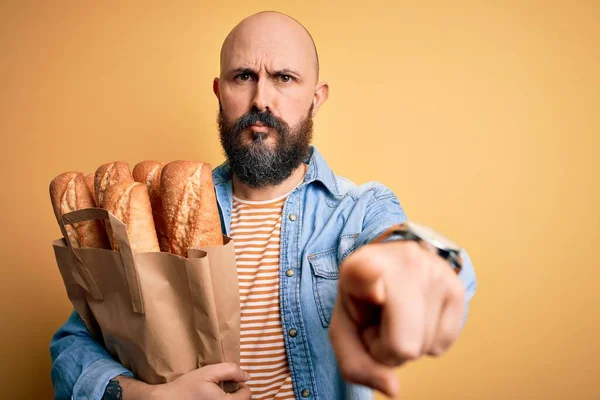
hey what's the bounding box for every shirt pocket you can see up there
[308,248,339,327]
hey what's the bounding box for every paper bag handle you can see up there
[61,208,145,314]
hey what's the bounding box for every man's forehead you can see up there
[224,36,309,72]
[220,12,318,79]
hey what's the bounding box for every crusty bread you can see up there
[102,181,160,254]
[49,171,110,249]
[132,161,164,201]
[161,161,222,256]
[94,161,133,207]
[132,161,169,252]
[84,173,98,206]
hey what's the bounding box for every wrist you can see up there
[108,376,160,400]
[147,384,164,400]
[371,221,463,274]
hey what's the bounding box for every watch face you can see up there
[407,221,460,251]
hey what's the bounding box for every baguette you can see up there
[161,161,222,256]
[102,181,160,254]
[132,160,169,252]
[49,171,110,249]
[94,161,133,207]
[84,173,98,206]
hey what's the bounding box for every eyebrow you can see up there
[276,68,301,77]
[228,67,302,78]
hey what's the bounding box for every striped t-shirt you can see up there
[230,192,294,399]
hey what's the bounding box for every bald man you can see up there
[50,11,476,400]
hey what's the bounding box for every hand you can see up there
[329,241,466,398]
[152,363,252,400]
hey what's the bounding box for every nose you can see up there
[251,78,273,113]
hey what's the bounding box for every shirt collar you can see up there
[212,145,340,196]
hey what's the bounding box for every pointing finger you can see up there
[329,296,400,398]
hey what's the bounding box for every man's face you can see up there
[214,13,328,188]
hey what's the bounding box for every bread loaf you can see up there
[84,173,98,206]
[102,181,160,254]
[132,161,169,252]
[161,161,222,256]
[94,161,133,207]
[49,172,110,249]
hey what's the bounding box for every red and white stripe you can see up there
[230,193,294,400]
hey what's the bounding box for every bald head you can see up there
[220,11,319,82]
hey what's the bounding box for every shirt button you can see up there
[285,269,294,277]
[289,213,297,221]
[288,328,297,337]
[301,389,311,397]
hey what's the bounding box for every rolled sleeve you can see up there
[50,309,133,400]
[72,358,133,400]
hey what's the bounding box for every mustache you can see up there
[230,108,287,134]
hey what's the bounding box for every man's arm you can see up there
[50,309,166,400]
[104,365,252,400]
[354,184,477,323]
[50,309,252,400]
[100,376,155,400]
[50,309,135,400]
[328,184,477,397]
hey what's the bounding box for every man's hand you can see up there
[329,241,466,398]
[153,363,252,400]
[112,363,252,400]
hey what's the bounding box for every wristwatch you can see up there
[371,221,463,274]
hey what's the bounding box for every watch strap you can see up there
[371,223,463,274]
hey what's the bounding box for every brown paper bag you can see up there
[52,207,240,388]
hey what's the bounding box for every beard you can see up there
[218,103,314,188]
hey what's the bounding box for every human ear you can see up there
[311,81,329,117]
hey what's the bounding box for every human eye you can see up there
[235,72,254,82]
[279,74,292,83]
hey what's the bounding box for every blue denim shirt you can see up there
[50,146,477,400]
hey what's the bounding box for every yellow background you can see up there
[1,1,598,398]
